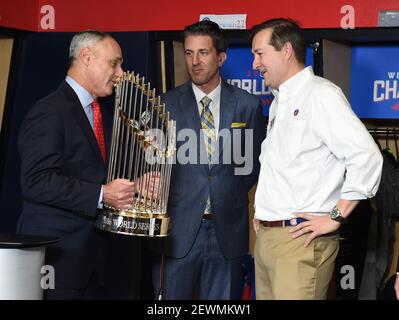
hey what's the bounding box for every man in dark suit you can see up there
[17,31,137,299]
[152,21,266,299]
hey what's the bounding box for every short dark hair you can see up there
[183,20,227,54]
[250,18,306,65]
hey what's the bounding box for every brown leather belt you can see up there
[260,218,307,228]
[202,214,212,220]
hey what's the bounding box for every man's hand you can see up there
[395,274,399,300]
[253,218,260,235]
[136,172,161,199]
[289,213,340,247]
[103,179,134,209]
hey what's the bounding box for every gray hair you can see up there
[69,30,110,63]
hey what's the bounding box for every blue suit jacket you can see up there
[17,81,113,289]
[160,81,266,259]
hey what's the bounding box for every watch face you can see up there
[331,209,339,219]
[330,208,344,222]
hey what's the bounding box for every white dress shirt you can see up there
[254,66,383,221]
[65,76,95,127]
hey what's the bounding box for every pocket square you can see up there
[231,122,247,128]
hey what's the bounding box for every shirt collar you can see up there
[272,66,314,101]
[191,78,222,105]
[65,75,94,108]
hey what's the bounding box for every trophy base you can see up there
[95,207,170,237]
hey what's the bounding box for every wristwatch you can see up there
[330,206,345,223]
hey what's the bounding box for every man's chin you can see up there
[191,77,207,87]
[96,91,112,99]
[264,80,272,88]
[104,87,114,96]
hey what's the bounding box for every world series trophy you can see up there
[95,71,176,237]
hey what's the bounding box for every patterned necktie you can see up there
[200,96,215,215]
[200,96,216,163]
[91,100,106,163]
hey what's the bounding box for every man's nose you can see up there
[252,57,259,70]
[117,65,124,76]
[192,53,200,65]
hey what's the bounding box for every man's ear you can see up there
[283,42,294,61]
[217,52,227,67]
[80,47,91,66]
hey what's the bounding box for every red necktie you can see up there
[91,100,106,163]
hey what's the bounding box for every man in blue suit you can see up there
[17,31,138,299]
[152,21,266,299]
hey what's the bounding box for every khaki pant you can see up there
[255,225,339,300]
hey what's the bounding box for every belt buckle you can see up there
[282,220,286,227]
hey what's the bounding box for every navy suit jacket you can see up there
[159,81,266,259]
[17,81,113,289]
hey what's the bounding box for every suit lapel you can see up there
[179,83,202,133]
[214,82,235,167]
[62,82,106,166]
[178,83,208,172]
[101,101,113,166]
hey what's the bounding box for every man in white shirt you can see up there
[251,18,383,299]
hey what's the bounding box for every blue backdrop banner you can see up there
[350,45,399,119]
[221,46,314,117]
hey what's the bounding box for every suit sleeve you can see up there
[243,97,267,191]
[18,101,101,217]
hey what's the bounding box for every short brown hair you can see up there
[251,18,306,64]
[183,20,227,54]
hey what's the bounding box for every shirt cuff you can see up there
[97,186,104,209]
[341,191,367,200]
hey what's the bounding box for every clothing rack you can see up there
[368,127,399,138]
[368,127,399,159]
